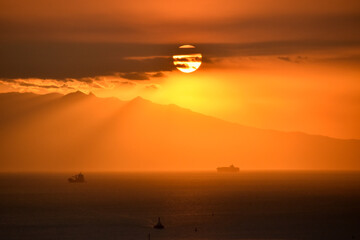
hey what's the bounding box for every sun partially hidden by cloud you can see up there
[173,54,202,73]
[179,45,196,49]
[173,45,203,73]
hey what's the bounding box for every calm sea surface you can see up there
[0,172,359,240]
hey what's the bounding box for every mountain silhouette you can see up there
[0,91,359,171]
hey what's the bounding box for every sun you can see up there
[173,45,202,73]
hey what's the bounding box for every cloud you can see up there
[119,81,137,87]
[17,82,61,89]
[119,72,150,80]
[318,55,360,64]
[1,0,359,81]
[173,57,201,62]
[145,84,159,90]
[90,83,103,88]
[196,41,360,58]
[116,71,165,80]
[278,56,308,63]
[151,72,165,78]
[1,1,359,43]
[174,64,189,68]
[76,78,94,84]
[0,78,78,94]
[0,42,175,79]
[0,74,162,95]
[278,56,292,62]
[0,40,359,80]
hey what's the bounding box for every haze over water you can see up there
[1,172,359,240]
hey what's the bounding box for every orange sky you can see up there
[0,0,360,139]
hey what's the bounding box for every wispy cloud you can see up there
[0,72,165,94]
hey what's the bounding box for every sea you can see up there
[0,172,359,240]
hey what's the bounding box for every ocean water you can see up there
[0,172,359,240]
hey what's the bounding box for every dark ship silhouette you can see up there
[217,165,239,173]
[68,173,85,183]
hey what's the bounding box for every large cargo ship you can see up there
[217,165,239,173]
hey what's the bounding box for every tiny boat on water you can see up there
[153,217,164,229]
[68,173,85,183]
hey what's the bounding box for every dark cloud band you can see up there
[0,41,359,79]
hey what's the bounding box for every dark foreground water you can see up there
[0,172,359,240]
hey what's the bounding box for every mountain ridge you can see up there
[0,91,359,171]
[3,91,357,141]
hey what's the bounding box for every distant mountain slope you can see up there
[0,91,359,171]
